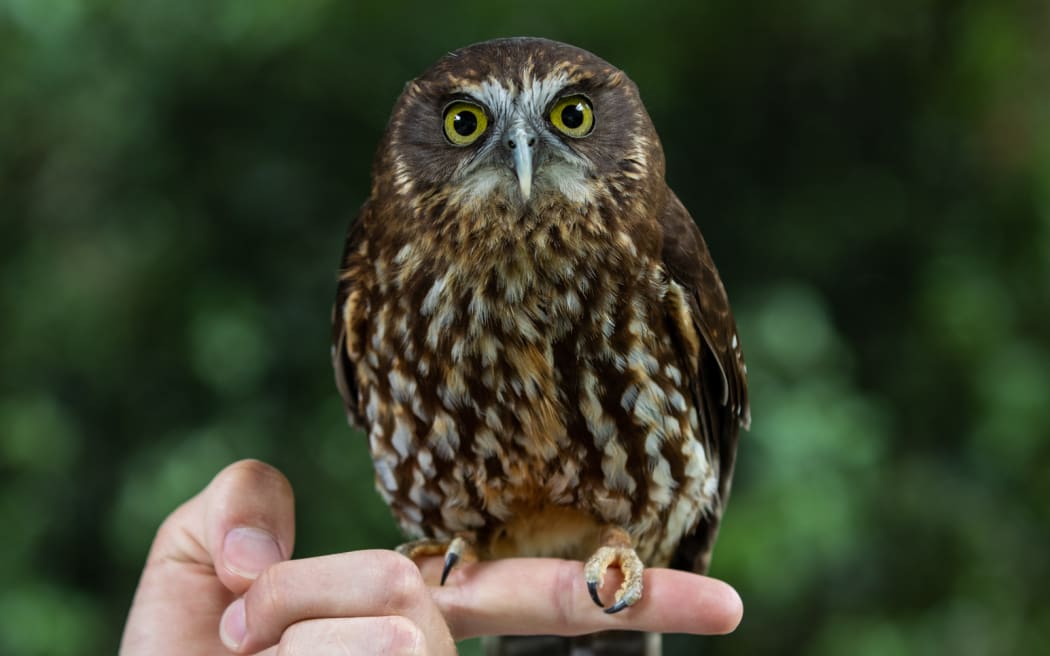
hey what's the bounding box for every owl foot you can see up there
[396,534,476,585]
[584,527,644,614]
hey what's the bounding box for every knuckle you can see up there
[275,620,319,656]
[274,626,300,656]
[378,551,427,613]
[379,615,427,656]
[250,560,292,623]
[277,618,426,656]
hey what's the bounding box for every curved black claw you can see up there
[440,551,460,586]
[587,580,605,608]
[604,599,630,615]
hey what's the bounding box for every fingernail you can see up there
[223,527,283,579]
[219,597,247,650]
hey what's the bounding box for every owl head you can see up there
[372,37,666,217]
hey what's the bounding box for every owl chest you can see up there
[363,258,596,465]
[357,250,713,560]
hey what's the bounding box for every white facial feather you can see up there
[451,74,595,205]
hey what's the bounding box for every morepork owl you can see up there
[332,36,749,626]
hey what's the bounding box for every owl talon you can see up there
[439,535,472,585]
[396,534,476,585]
[395,538,447,560]
[441,550,459,586]
[584,530,645,614]
[587,580,605,608]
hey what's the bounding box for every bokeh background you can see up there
[2,0,1048,654]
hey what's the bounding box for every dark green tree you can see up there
[1,1,1047,654]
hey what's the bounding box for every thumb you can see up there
[194,459,296,593]
[121,460,295,655]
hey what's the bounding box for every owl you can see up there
[332,36,749,625]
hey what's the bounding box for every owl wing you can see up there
[331,204,371,427]
[659,190,750,575]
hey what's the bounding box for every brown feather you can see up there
[659,190,750,574]
[331,37,750,652]
[332,204,370,427]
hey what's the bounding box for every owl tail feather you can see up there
[482,631,660,656]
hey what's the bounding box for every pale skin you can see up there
[120,459,744,655]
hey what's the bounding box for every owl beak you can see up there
[508,126,535,202]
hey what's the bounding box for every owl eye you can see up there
[443,101,488,146]
[549,95,594,138]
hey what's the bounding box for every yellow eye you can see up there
[443,101,488,146]
[549,95,594,138]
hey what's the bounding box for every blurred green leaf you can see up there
[0,582,106,656]
[0,396,78,472]
[1,1,1048,654]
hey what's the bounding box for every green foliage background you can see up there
[2,1,1048,654]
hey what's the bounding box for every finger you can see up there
[425,557,743,639]
[152,459,296,594]
[222,550,453,655]
[121,460,296,654]
[272,617,428,656]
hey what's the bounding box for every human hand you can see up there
[119,459,297,655]
[120,460,743,655]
